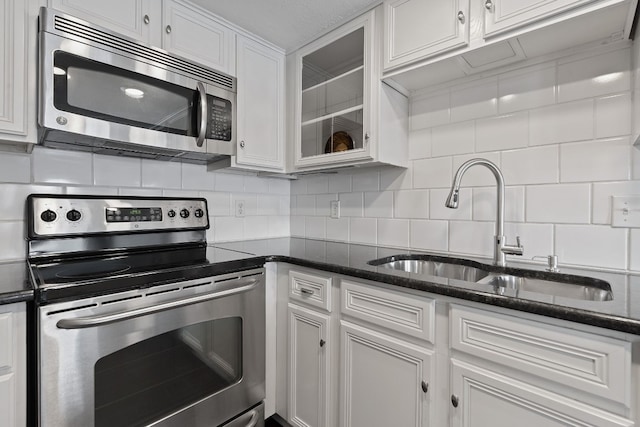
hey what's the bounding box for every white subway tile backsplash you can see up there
[529,99,594,146]
[290,215,305,236]
[452,152,502,187]
[413,157,452,189]
[181,163,215,191]
[475,113,528,152]
[595,93,632,138]
[118,188,162,197]
[94,155,141,188]
[0,184,63,220]
[245,216,270,239]
[498,64,556,114]
[431,121,475,157]
[163,190,199,198]
[364,191,394,218]
[560,138,631,182]
[411,90,450,130]
[352,171,380,192]
[245,176,270,194]
[408,128,432,160]
[449,220,495,258]
[326,217,349,241]
[280,196,291,216]
[631,229,640,271]
[473,186,525,222]
[213,217,244,242]
[556,225,627,269]
[592,181,640,224]
[395,190,429,219]
[526,184,591,223]
[558,48,631,103]
[503,222,553,261]
[295,195,316,216]
[410,220,448,251]
[378,219,409,248]
[380,168,412,191]
[501,145,559,185]
[291,178,308,195]
[430,188,472,220]
[328,174,352,193]
[258,194,280,216]
[450,78,498,122]
[269,215,290,237]
[339,193,364,217]
[141,160,181,189]
[0,152,30,183]
[65,186,118,196]
[268,179,290,195]
[200,192,231,216]
[33,148,92,185]
[215,172,245,193]
[350,218,377,244]
[0,221,26,260]
[307,176,329,194]
[233,194,257,216]
[315,194,335,217]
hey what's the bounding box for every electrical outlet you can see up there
[330,200,340,219]
[235,200,245,217]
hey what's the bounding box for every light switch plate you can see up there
[330,200,340,219]
[611,196,640,227]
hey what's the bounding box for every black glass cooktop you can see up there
[29,245,263,303]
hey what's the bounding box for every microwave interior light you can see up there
[53,67,66,75]
[122,87,144,99]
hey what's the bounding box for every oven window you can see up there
[53,51,198,136]
[94,317,242,427]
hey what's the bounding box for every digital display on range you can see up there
[106,207,162,223]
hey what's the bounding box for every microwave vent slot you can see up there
[52,15,234,91]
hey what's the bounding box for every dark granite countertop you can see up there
[0,261,34,305]
[212,238,640,336]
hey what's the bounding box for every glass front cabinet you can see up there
[292,7,409,171]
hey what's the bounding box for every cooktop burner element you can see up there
[54,261,132,279]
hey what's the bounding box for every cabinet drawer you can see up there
[341,280,435,343]
[0,313,12,370]
[450,304,631,406]
[289,270,332,312]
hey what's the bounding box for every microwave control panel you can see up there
[206,95,232,141]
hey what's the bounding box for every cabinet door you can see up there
[483,0,593,38]
[48,0,159,45]
[0,0,36,145]
[450,359,634,427]
[384,0,469,70]
[340,321,433,427]
[162,0,235,76]
[235,37,285,171]
[288,304,331,427]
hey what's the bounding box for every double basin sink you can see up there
[367,255,613,302]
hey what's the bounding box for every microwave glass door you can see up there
[53,51,199,136]
[94,317,243,427]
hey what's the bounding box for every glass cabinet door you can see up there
[299,27,365,161]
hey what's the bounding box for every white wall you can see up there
[0,146,290,261]
[292,43,640,272]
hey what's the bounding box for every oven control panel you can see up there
[28,195,209,237]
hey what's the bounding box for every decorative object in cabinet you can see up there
[293,7,408,172]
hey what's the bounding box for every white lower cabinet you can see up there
[450,359,634,427]
[0,303,26,427]
[288,303,332,427]
[340,321,433,427]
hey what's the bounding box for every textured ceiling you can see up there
[188,0,382,52]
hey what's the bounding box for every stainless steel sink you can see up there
[368,255,613,302]
[476,274,613,301]
[374,259,489,282]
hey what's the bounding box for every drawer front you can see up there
[341,280,435,343]
[0,313,12,370]
[289,270,332,312]
[450,304,631,405]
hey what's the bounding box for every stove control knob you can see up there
[167,209,176,218]
[40,209,57,222]
[66,209,82,222]
[180,208,190,219]
[194,208,204,218]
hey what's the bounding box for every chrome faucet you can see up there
[445,158,523,267]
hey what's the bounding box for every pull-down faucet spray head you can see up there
[445,188,459,208]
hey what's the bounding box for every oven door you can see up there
[37,269,265,427]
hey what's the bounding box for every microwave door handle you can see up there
[56,278,259,329]
[196,81,208,147]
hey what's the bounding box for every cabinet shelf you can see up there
[302,65,364,94]
[300,104,364,127]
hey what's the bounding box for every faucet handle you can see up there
[501,235,524,256]
[516,235,522,248]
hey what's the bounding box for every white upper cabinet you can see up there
[384,0,469,70]
[484,0,596,37]
[49,0,161,45]
[234,36,285,171]
[49,0,236,76]
[292,7,408,172]
[0,0,39,149]
[162,0,235,76]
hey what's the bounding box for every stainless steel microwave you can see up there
[38,7,237,164]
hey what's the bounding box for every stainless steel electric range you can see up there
[27,194,265,427]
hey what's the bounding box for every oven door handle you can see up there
[56,279,259,329]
